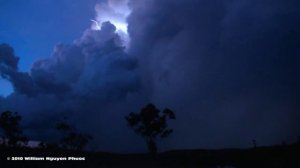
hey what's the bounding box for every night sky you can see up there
[0,0,299,153]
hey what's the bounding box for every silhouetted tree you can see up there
[0,111,27,146]
[125,103,176,154]
[297,135,300,144]
[56,119,92,151]
[252,139,257,148]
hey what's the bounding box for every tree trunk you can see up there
[147,139,157,155]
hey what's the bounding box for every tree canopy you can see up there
[56,119,92,151]
[0,111,27,146]
[126,103,176,154]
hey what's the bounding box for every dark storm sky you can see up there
[0,0,300,152]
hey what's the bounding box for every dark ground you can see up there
[0,143,299,168]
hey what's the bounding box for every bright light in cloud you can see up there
[91,19,100,30]
[91,0,131,46]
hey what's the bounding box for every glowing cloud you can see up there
[91,0,131,46]
[91,19,101,30]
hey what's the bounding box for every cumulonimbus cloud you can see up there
[0,21,146,152]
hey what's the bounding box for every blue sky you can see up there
[0,0,100,96]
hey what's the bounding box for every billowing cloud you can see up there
[0,21,147,152]
[0,44,36,96]
[92,0,131,47]
[0,44,19,70]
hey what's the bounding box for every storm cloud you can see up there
[0,0,300,152]
[128,0,300,149]
[0,22,146,152]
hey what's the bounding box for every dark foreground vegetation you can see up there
[0,106,299,167]
[0,142,299,168]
